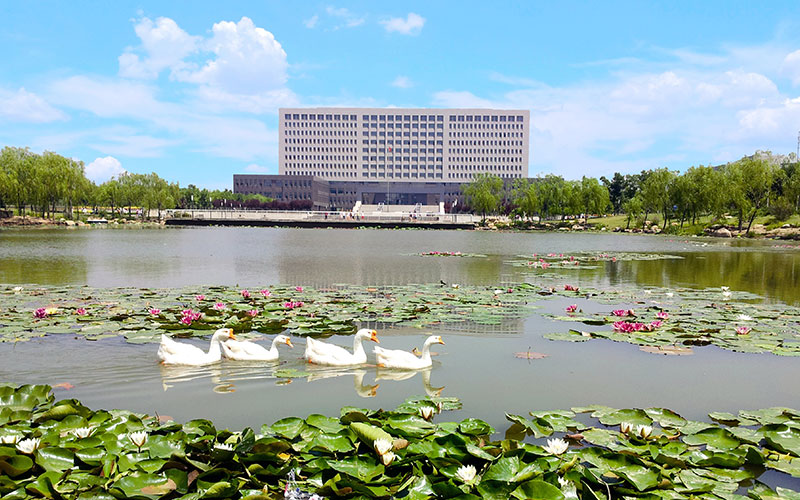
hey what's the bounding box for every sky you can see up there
[2,1,800,189]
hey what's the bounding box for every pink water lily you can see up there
[612,309,635,317]
[295,286,304,292]
[149,308,161,316]
[247,309,259,317]
[564,284,579,292]
[75,308,87,316]
[736,326,752,335]
[180,316,193,326]
[613,321,650,333]
[181,309,202,319]
[241,290,251,298]
[650,320,664,329]
[195,294,206,301]
[656,311,669,320]
[33,308,47,318]
[565,304,578,313]
[284,301,304,310]
[213,302,226,311]
[260,289,271,297]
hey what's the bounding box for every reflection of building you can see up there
[234,107,530,210]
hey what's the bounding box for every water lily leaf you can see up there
[766,458,800,478]
[0,454,33,477]
[596,408,652,427]
[385,414,435,438]
[199,481,236,499]
[644,408,687,428]
[682,428,741,451]
[308,432,354,454]
[763,425,800,456]
[482,455,541,483]
[505,414,552,438]
[511,479,565,500]
[306,414,343,434]
[326,455,384,482]
[75,447,105,466]
[271,417,306,440]
[459,418,494,436]
[35,446,74,472]
[476,480,520,500]
[110,472,174,500]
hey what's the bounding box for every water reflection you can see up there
[375,367,444,397]
[306,368,379,398]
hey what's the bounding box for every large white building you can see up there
[279,107,529,182]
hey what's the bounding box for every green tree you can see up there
[641,168,677,229]
[577,176,610,223]
[461,173,503,222]
[512,178,538,221]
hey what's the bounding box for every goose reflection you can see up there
[159,361,278,393]
[306,368,379,398]
[375,367,444,397]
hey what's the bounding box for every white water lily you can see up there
[71,427,94,439]
[543,437,569,455]
[721,286,730,291]
[737,314,753,321]
[379,451,396,466]
[1,434,20,444]
[12,286,23,292]
[636,425,653,439]
[644,290,652,294]
[619,422,633,435]
[455,464,477,483]
[16,437,40,454]
[129,431,148,449]
[722,291,732,299]
[493,289,503,295]
[373,438,393,456]
[558,477,579,499]
[665,292,674,298]
[214,443,234,451]
[419,407,435,420]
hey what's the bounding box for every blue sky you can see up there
[2,1,800,188]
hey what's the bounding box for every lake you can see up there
[1,226,799,436]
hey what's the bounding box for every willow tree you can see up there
[461,173,504,222]
[512,178,538,221]
[577,176,610,224]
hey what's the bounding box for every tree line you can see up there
[461,151,800,232]
[0,146,283,219]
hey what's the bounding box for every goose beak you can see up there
[285,338,294,348]
[438,337,445,345]
[227,329,236,340]
[370,330,379,343]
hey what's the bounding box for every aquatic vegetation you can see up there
[0,284,534,343]
[511,251,684,270]
[2,384,800,499]
[418,251,487,257]
[540,284,800,356]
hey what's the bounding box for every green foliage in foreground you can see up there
[3,385,800,499]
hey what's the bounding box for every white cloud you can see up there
[325,7,365,29]
[433,61,796,178]
[0,87,66,123]
[118,17,199,79]
[381,13,425,35]
[391,76,413,88]
[781,49,800,85]
[49,76,166,119]
[85,156,126,183]
[304,14,319,29]
[244,163,271,173]
[90,134,175,158]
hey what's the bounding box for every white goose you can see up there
[374,335,444,370]
[222,334,293,361]
[304,328,379,366]
[157,328,235,366]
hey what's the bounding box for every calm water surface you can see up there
[1,227,800,436]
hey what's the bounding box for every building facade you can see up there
[279,107,529,182]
